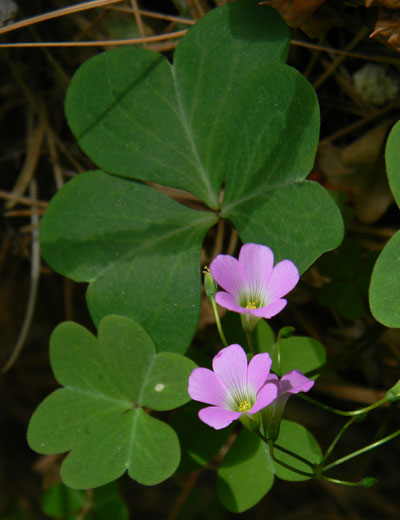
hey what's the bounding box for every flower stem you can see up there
[322,428,400,473]
[210,298,228,347]
[246,331,255,355]
[319,475,371,487]
[320,416,357,466]
[273,442,316,469]
[298,393,389,417]
[256,432,315,477]
[268,443,314,478]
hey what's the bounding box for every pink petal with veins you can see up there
[198,406,241,430]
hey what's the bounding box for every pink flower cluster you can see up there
[188,243,312,430]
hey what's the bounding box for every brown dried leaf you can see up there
[366,0,400,9]
[260,0,325,27]
[317,121,393,223]
[370,8,400,51]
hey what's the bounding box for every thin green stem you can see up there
[323,429,400,473]
[321,416,357,466]
[276,337,281,375]
[319,475,368,487]
[256,432,316,477]
[299,393,389,417]
[273,443,316,469]
[210,298,228,347]
[246,331,255,355]
[268,443,314,478]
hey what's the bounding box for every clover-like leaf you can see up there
[273,420,322,482]
[217,430,274,513]
[39,171,217,354]
[41,482,128,520]
[27,315,196,489]
[216,420,321,511]
[41,0,343,356]
[370,120,400,326]
[272,335,326,377]
[65,0,290,209]
[220,64,343,272]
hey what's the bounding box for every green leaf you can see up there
[65,1,289,209]
[370,121,400,326]
[266,335,326,376]
[28,315,196,488]
[42,0,343,358]
[39,171,217,354]
[41,482,128,520]
[217,430,274,513]
[254,319,275,353]
[273,420,321,481]
[221,64,344,273]
[386,120,400,206]
[369,230,400,326]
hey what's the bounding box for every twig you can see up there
[0,190,47,208]
[313,27,369,90]
[129,0,146,39]
[2,180,41,374]
[291,39,400,66]
[0,29,188,47]
[320,101,400,144]
[0,0,125,35]
[106,6,195,26]
[167,470,201,520]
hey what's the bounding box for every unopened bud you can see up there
[386,380,400,402]
[362,477,378,488]
[203,267,217,299]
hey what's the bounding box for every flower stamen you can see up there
[246,301,257,310]
[238,400,251,412]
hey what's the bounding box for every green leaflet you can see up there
[41,0,343,354]
[370,120,400,326]
[27,315,196,488]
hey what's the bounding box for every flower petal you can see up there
[210,255,244,298]
[280,370,314,394]
[238,243,274,290]
[198,406,241,430]
[249,382,278,413]
[212,344,248,395]
[247,352,272,394]
[215,292,248,314]
[265,259,299,301]
[251,299,287,318]
[188,367,228,406]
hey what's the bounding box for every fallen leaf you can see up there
[260,0,325,27]
[317,121,394,223]
[370,8,400,51]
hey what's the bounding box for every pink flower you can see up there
[261,370,314,441]
[188,344,278,430]
[209,243,299,326]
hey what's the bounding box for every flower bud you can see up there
[203,267,218,299]
[362,477,378,488]
[386,380,400,402]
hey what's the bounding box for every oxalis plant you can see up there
[27,0,400,515]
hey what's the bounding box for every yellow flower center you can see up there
[246,301,257,310]
[239,400,251,412]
